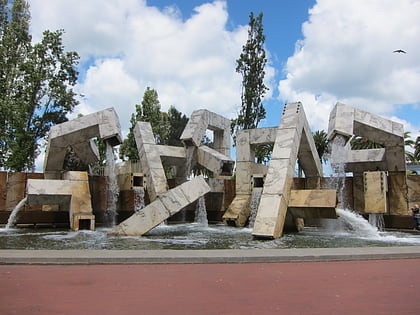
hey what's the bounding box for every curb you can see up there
[2,246,420,264]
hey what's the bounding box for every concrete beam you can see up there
[44,108,122,172]
[26,171,94,231]
[108,176,211,236]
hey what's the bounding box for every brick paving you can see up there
[1,259,419,314]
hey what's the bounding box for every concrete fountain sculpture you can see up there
[109,109,234,236]
[3,101,419,240]
[327,102,408,229]
[223,102,337,239]
[25,108,123,230]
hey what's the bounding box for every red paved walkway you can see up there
[1,259,419,314]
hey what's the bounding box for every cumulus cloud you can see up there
[279,0,420,135]
[28,0,276,136]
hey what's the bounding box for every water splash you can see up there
[194,196,208,226]
[248,188,263,228]
[368,213,385,231]
[105,142,119,227]
[335,208,380,237]
[6,197,27,229]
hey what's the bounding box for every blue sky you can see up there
[26,0,420,169]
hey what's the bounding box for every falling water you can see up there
[368,213,385,231]
[105,142,119,227]
[184,146,195,179]
[194,196,208,226]
[248,188,263,228]
[133,187,145,212]
[329,135,348,208]
[335,208,380,237]
[6,197,27,229]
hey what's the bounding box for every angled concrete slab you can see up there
[252,102,324,239]
[108,176,211,236]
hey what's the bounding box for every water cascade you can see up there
[368,213,385,231]
[329,134,349,208]
[6,197,28,229]
[105,142,119,226]
[194,196,208,226]
[184,146,195,179]
[248,188,263,228]
[335,208,380,237]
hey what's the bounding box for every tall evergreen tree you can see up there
[231,12,268,137]
[0,0,80,171]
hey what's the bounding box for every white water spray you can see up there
[105,142,119,226]
[248,188,262,228]
[6,197,27,229]
[368,213,385,231]
[194,196,208,226]
[335,208,380,237]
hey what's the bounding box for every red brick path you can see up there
[1,259,419,314]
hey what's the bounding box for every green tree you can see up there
[0,0,79,171]
[165,106,188,147]
[231,12,268,141]
[350,136,383,150]
[120,88,189,160]
[312,130,329,164]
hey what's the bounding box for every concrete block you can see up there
[134,121,156,144]
[248,127,277,145]
[197,145,234,176]
[252,194,288,239]
[236,130,252,162]
[289,189,337,208]
[271,128,300,160]
[109,176,210,236]
[363,171,387,213]
[109,199,169,236]
[178,176,211,204]
[45,108,122,171]
[158,186,190,216]
[235,162,253,194]
[222,194,251,227]
[262,159,294,195]
[327,102,355,140]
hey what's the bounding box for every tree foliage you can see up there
[0,0,80,171]
[231,12,268,139]
[312,130,329,164]
[119,87,188,161]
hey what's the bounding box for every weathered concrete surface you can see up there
[44,108,122,172]
[197,145,234,176]
[222,194,251,227]
[288,190,337,219]
[253,102,323,239]
[109,176,211,236]
[328,102,405,172]
[363,171,387,213]
[26,171,94,230]
[180,109,231,156]
[134,122,168,201]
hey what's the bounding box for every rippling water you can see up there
[1,222,420,250]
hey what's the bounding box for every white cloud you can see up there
[279,0,420,134]
[28,0,276,134]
